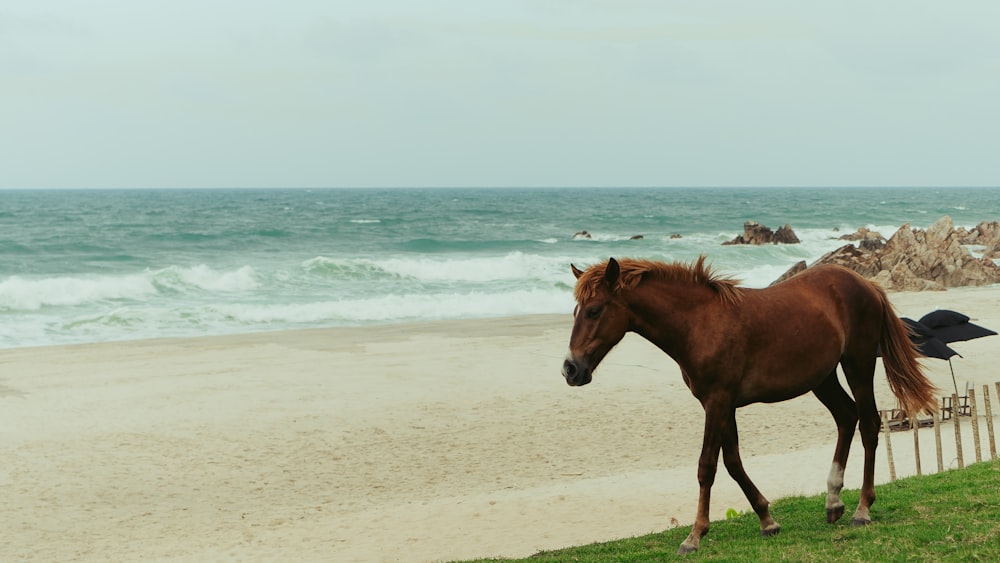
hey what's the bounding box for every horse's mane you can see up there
[575,256,744,306]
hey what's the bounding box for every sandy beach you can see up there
[2,287,1000,562]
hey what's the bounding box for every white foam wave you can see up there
[371,252,568,284]
[153,264,260,292]
[0,265,261,313]
[0,274,157,311]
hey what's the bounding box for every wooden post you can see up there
[912,414,922,476]
[953,393,965,469]
[881,411,896,481]
[969,388,982,463]
[933,410,944,473]
[984,384,997,460]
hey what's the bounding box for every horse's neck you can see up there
[626,281,722,362]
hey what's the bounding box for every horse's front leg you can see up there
[678,401,729,555]
[721,411,780,537]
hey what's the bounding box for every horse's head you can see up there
[562,257,631,386]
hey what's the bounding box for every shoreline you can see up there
[2,288,999,561]
[0,313,573,353]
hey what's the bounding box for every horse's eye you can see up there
[585,306,602,319]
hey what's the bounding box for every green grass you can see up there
[459,460,1000,562]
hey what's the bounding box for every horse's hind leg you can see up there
[721,410,781,536]
[812,371,859,523]
[842,359,880,526]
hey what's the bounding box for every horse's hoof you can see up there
[826,505,845,523]
[850,517,872,527]
[677,543,698,555]
[761,523,781,537]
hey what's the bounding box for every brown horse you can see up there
[562,256,936,554]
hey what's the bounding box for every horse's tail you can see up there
[877,287,938,416]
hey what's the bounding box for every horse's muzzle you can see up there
[562,358,592,387]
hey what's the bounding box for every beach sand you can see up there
[2,287,1000,562]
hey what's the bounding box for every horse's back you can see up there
[772,264,881,310]
[727,265,884,404]
[770,264,885,352]
[775,263,868,289]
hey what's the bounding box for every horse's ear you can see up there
[571,263,584,279]
[605,257,620,287]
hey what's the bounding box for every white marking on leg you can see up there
[826,462,845,510]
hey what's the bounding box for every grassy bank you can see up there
[461,460,1000,562]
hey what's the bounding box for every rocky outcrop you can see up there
[774,216,1000,291]
[838,226,883,241]
[723,221,800,245]
[835,227,887,252]
[957,220,1000,245]
[988,242,1000,260]
[956,220,1000,259]
[875,216,1000,290]
[774,224,801,244]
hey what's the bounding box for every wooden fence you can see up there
[879,382,1000,480]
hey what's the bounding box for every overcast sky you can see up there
[2,1,998,188]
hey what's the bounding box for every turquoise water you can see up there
[1,187,997,348]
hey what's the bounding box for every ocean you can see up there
[1,187,997,348]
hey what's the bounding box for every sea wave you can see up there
[300,257,403,281]
[373,252,567,283]
[299,252,574,285]
[0,273,158,311]
[152,265,260,293]
[0,265,260,312]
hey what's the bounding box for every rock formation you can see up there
[723,221,800,245]
[774,224,801,244]
[956,220,1000,259]
[836,227,886,252]
[957,220,1000,246]
[773,216,1000,291]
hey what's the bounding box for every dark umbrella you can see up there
[918,310,997,344]
[911,310,997,397]
[901,317,959,360]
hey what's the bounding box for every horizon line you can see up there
[2,185,997,191]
